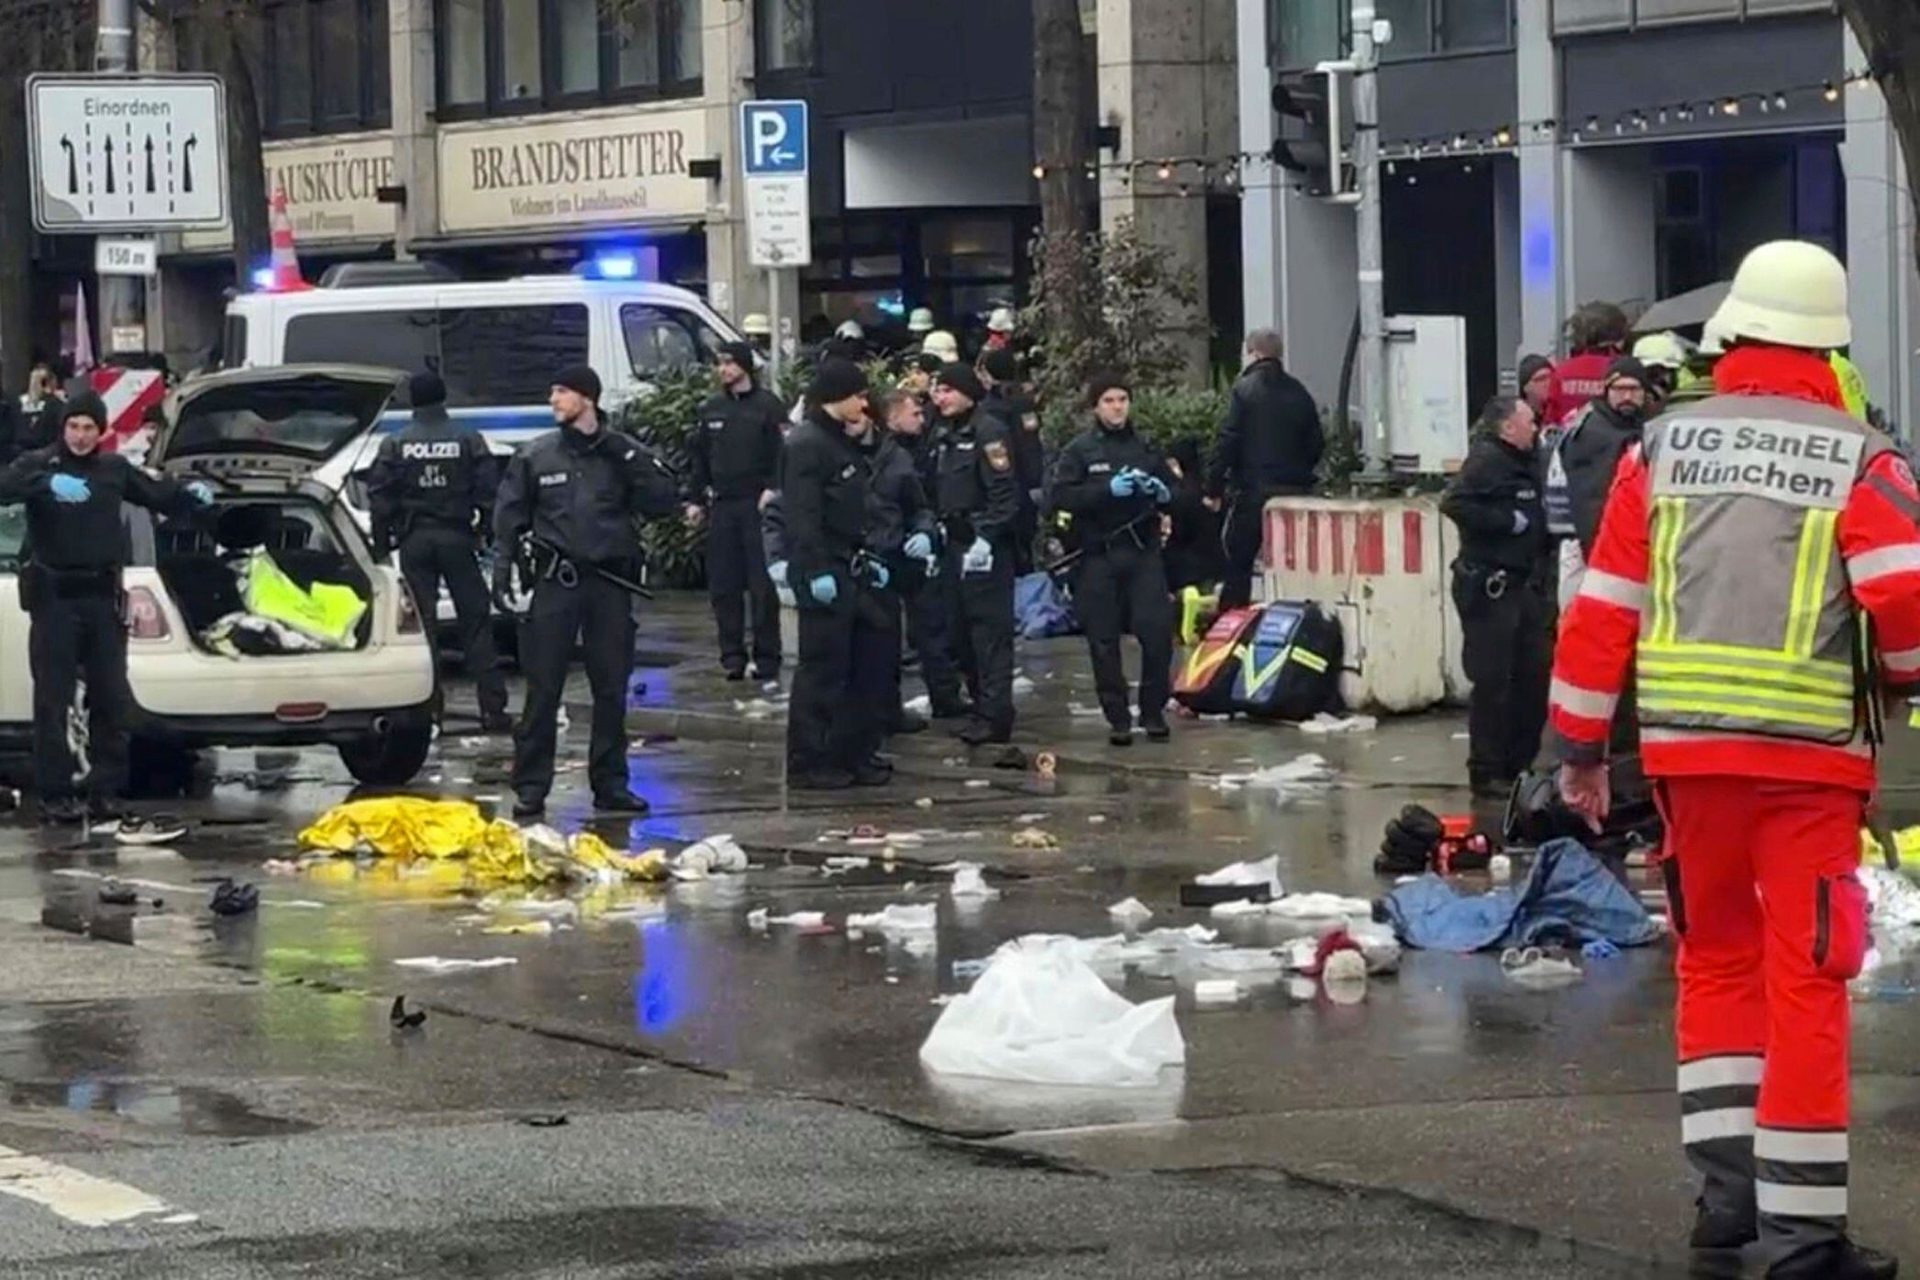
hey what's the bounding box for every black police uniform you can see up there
[689,379,785,677]
[893,427,965,714]
[1048,420,1177,738]
[1440,432,1552,794]
[1206,358,1324,609]
[934,404,1021,742]
[365,403,508,724]
[494,419,678,812]
[862,431,938,733]
[0,434,203,815]
[984,385,1041,572]
[780,410,892,784]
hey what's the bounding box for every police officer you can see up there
[885,367,967,720]
[493,365,678,819]
[1440,394,1550,799]
[1047,371,1177,747]
[0,392,212,823]
[686,341,785,681]
[867,390,942,735]
[930,363,1020,750]
[979,348,1043,573]
[780,360,895,789]
[366,371,510,732]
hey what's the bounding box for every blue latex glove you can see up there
[961,537,993,575]
[48,474,89,504]
[902,532,934,561]
[1581,937,1620,961]
[807,573,838,606]
[185,480,215,507]
[767,560,796,608]
[1511,510,1531,535]
[1108,471,1137,499]
[870,560,891,589]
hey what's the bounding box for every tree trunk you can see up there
[220,5,269,287]
[1840,1,1920,265]
[1032,0,1089,240]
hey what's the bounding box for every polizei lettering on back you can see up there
[1652,420,1862,510]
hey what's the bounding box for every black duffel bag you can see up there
[1503,754,1662,861]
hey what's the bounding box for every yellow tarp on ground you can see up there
[298,797,670,887]
[1862,825,1920,868]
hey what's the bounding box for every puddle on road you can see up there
[6,1080,316,1138]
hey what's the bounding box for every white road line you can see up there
[0,1145,185,1227]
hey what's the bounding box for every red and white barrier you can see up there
[87,366,166,464]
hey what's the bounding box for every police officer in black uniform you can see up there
[979,348,1044,572]
[780,360,897,789]
[0,392,212,823]
[686,341,785,681]
[1440,394,1552,798]
[365,371,510,731]
[493,364,678,818]
[930,363,1021,750]
[866,390,942,736]
[1047,371,1178,746]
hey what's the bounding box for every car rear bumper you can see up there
[128,696,438,748]
[126,644,437,719]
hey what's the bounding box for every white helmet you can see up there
[921,329,960,363]
[1697,317,1731,358]
[741,313,771,337]
[907,307,935,334]
[986,307,1016,334]
[1709,240,1851,351]
[834,319,865,341]
[1631,331,1692,371]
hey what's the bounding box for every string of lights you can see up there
[1030,67,1884,196]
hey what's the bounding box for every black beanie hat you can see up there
[717,341,756,370]
[1517,354,1553,388]
[63,391,108,429]
[935,362,984,402]
[1604,355,1649,388]
[809,358,868,405]
[409,370,447,409]
[1086,368,1132,405]
[979,348,1020,383]
[552,363,602,403]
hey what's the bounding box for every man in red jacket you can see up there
[1551,241,1918,1279]
[1543,301,1630,428]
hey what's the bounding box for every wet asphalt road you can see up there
[2,596,1920,1276]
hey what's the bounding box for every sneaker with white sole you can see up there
[115,815,187,846]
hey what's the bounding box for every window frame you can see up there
[261,0,393,141]
[434,0,703,123]
[754,0,818,76]
[1270,0,1513,69]
[620,302,726,379]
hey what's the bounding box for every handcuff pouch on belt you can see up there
[1455,561,1510,601]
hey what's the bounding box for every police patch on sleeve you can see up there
[983,441,1011,472]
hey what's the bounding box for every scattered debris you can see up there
[1265,892,1374,922]
[1581,938,1622,961]
[674,834,749,879]
[482,920,555,937]
[1012,674,1037,696]
[1011,827,1058,851]
[847,903,937,932]
[949,864,998,900]
[1489,853,1513,884]
[393,956,518,973]
[1193,978,1242,1007]
[389,996,427,1029]
[1108,897,1153,926]
[903,694,931,716]
[1863,865,1920,930]
[96,880,138,907]
[1034,751,1058,780]
[964,779,991,790]
[1014,812,1048,825]
[915,797,935,809]
[1212,754,1333,793]
[823,855,872,872]
[1297,713,1378,735]
[1088,814,1107,825]
[518,1114,569,1128]
[767,911,827,927]
[262,859,304,876]
[115,814,187,846]
[1501,946,1583,986]
[746,908,770,931]
[1321,947,1370,998]
[209,880,259,917]
[1184,855,1283,907]
[1199,948,1285,973]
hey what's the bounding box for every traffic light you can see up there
[1270,68,1351,198]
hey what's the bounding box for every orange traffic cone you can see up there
[266,186,311,292]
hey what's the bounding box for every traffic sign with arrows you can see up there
[27,73,228,232]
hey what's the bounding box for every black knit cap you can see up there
[409,370,447,408]
[716,341,756,370]
[62,391,108,428]
[935,362,984,402]
[809,358,868,405]
[1604,355,1649,387]
[979,348,1020,382]
[1517,354,1553,387]
[552,363,602,402]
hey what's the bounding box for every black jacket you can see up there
[689,382,785,501]
[0,442,198,571]
[985,387,1045,497]
[1206,359,1323,497]
[778,410,871,585]
[364,407,497,550]
[932,404,1021,547]
[862,432,937,560]
[1559,398,1646,555]
[1046,422,1174,549]
[493,421,678,566]
[1441,434,1548,573]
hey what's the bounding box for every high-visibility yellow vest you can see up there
[1831,352,1870,421]
[242,550,367,647]
[1637,395,1891,747]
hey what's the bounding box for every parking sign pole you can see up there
[768,265,783,390]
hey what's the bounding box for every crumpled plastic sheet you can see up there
[1108,897,1153,926]
[1197,855,1284,897]
[674,834,749,880]
[1210,754,1333,793]
[848,903,938,932]
[393,956,518,973]
[1862,865,1920,931]
[919,938,1186,1088]
[1297,713,1378,736]
[980,926,1218,972]
[949,864,999,900]
[299,798,669,887]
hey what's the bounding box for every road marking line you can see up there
[0,1145,183,1227]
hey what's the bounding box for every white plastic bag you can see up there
[1196,854,1284,897]
[848,903,937,932]
[919,940,1186,1087]
[950,864,998,900]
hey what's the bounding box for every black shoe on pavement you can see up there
[511,796,546,820]
[1769,1241,1897,1280]
[1141,717,1171,742]
[957,720,1010,747]
[852,759,893,787]
[892,711,930,735]
[1469,773,1517,802]
[1686,1200,1755,1278]
[930,699,975,721]
[1108,727,1134,747]
[750,663,780,682]
[723,667,747,682]
[593,791,650,815]
[39,798,83,827]
[790,768,855,791]
[480,711,514,733]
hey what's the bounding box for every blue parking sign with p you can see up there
[741,100,809,177]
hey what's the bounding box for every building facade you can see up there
[1238,0,1920,432]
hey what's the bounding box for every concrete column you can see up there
[1235,0,1279,338]
[390,0,440,249]
[1842,29,1919,436]
[1515,0,1561,357]
[1099,0,1233,377]
[701,0,775,338]
[1493,158,1522,376]
[1560,147,1655,312]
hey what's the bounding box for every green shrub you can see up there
[612,368,716,589]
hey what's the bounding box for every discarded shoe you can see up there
[389,995,426,1029]
[96,879,138,907]
[209,880,259,917]
[116,814,187,846]
[593,791,651,816]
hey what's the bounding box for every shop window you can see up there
[1271,0,1345,68]
[1269,0,1508,65]
[1376,0,1433,57]
[622,304,724,376]
[436,0,702,118]
[439,306,590,405]
[757,0,814,73]
[1437,0,1509,49]
[262,0,390,139]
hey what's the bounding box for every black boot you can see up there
[1769,1241,1897,1279]
[1688,1199,1755,1278]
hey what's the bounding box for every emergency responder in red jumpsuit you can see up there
[1551,240,1920,1280]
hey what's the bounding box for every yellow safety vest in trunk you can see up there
[1637,395,1890,747]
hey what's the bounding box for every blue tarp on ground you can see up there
[1381,838,1662,952]
[1015,572,1079,639]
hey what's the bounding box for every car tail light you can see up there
[126,586,170,640]
[396,581,424,634]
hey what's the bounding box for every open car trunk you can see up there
[148,496,375,656]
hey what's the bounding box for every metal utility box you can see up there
[1386,315,1469,475]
